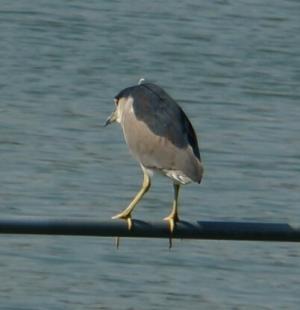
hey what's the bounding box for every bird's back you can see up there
[117,83,203,184]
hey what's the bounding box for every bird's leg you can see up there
[112,170,151,230]
[164,183,180,234]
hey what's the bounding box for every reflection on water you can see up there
[0,0,300,308]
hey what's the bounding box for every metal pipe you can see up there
[0,217,300,242]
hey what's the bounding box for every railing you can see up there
[1,217,300,242]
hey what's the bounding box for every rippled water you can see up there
[0,0,300,309]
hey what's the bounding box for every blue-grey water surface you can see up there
[0,0,300,309]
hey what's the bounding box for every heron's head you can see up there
[104,91,134,127]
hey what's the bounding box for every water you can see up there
[0,0,300,308]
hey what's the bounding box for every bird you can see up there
[105,80,203,235]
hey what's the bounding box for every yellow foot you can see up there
[163,213,179,233]
[112,212,133,230]
[112,212,133,249]
[163,213,179,249]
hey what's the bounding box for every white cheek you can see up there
[116,108,122,123]
[127,96,135,113]
[116,96,135,124]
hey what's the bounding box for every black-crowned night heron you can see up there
[105,81,203,234]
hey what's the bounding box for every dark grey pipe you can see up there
[0,217,300,242]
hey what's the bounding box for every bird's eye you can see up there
[114,98,119,106]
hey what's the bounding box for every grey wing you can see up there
[123,83,203,183]
[132,83,201,160]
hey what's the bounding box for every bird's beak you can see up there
[104,109,117,127]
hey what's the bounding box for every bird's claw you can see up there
[112,212,133,249]
[163,213,179,233]
[164,217,175,233]
[127,217,133,230]
[163,213,179,249]
[112,212,133,230]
